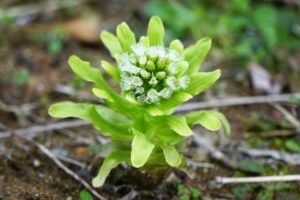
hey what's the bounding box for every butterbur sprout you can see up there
[48,16,230,188]
[118,42,190,104]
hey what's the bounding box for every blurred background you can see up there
[0,0,300,199]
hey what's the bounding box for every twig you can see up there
[31,140,106,200]
[193,134,235,169]
[177,93,300,112]
[215,175,300,184]
[55,154,86,169]
[238,148,300,165]
[14,140,87,169]
[0,0,83,19]
[186,158,214,169]
[54,84,100,102]
[246,130,295,138]
[0,100,37,114]
[271,103,300,129]
[0,120,90,139]
[0,100,38,125]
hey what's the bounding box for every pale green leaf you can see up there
[101,61,120,83]
[131,129,154,167]
[92,150,130,187]
[116,22,136,52]
[68,55,143,118]
[185,37,212,74]
[186,70,221,96]
[49,101,89,119]
[162,145,182,167]
[167,116,193,136]
[139,36,150,47]
[147,106,164,116]
[210,111,231,135]
[146,152,167,166]
[155,130,183,144]
[150,92,192,115]
[176,61,189,77]
[68,55,114,95]
[149,117,183,144]
[68,55,101,83]
[185,111,222,131]
[183,44,195,61]
[49,102,132,140]
[169,39,184,54]
[147,16,165,45]
[94,105,131,126]
[100,31,123,58]
[92,88,113,102]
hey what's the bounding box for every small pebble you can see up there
[33,159,41,167]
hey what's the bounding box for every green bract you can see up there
[48,16,229,187]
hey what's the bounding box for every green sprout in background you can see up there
[49,16,230,187]
[144,0,300,73]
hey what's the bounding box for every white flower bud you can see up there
[122,77,132,91]
[134,87,144,94]
[146,89,159,103]
[132,43,146,56]
[129,54,137,64]
[136,94,146,103]
[140,69,150,79]
[179,75,189,89]
[129,76,143,88]
[156,46,166,58]
[120,63,140,74]
[168,50,180,62]
[157,57,167,69]
[156,71,166,80]
[138,56,147,66]
[159,88,172,99]
[146,60,155,71]
[147,47,158,60]
[167,63,178,75]
[149,77,158,86]
[166,76,177,90]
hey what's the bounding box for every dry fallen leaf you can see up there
[249,63,281,95]
[62,16,101,44]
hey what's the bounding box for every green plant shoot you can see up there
[48,16,229,187]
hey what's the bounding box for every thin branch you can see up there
[0,0,83,19]
[177,93,300,112]
[246,129,295,138]
[31,140,106,200]
[215,175,300,184]
[186,158,214,169]
[193,134,235,170]
[0,100,37,114]
[238,148,300,165]
[0,120,90,139]
[54,84,100,102]
[55,154,86,169]
[271,103,300,129]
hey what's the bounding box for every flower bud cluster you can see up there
[119,43,189,104]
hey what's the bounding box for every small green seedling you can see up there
[177,184,201,200]
[79,190,94,200]
[49,16,229,187]
[13,69,30,86]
